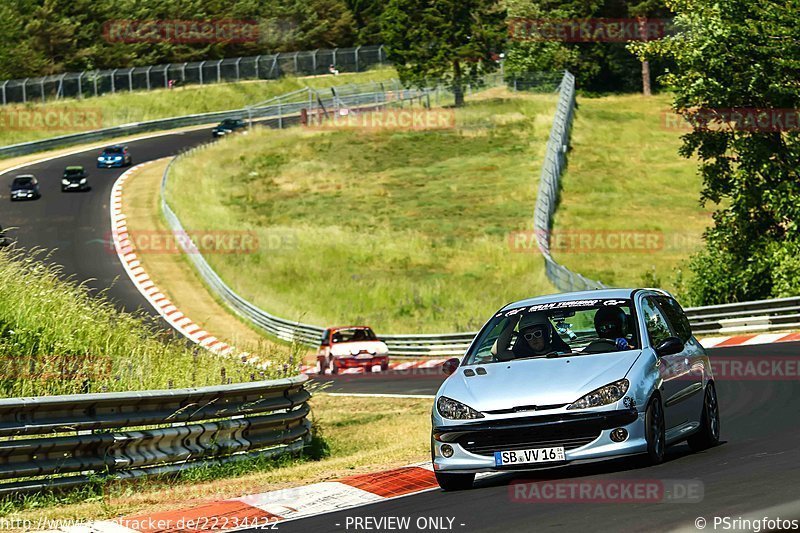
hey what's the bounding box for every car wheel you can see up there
[435,472,475,491]
[328,357,338,375]
[315,359,325,375]
[365,365,373,373]
[381,362,389,372]
[643,394,666,465]
[687,382,720,452]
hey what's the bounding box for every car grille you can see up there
[456,427,600,456]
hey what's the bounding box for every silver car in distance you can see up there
[431,288,720,491]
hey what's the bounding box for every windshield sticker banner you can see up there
[497,299,629,317]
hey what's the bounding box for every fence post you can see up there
[355,46,361,72]
[127,68,134,92]
[312,49,318,73]
[57,73,66,100]
[235,58,241,81]
[111,69,117,93]
[293,52,299,73]
[332,48,338,69]
[216,59,222,83]
[77,72,83,99]
[199,61,205,84]
[0,81,6,105]
[254,55,261,79]
[40,78,45,103]
[181,62,187,84]
[278,102,283,129]
[146,66,152,90]
[378,45,385,65]
[93,72,98,97]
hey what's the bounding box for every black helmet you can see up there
[594,305,628,339]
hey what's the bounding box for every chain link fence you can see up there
[534,71,608,292]
[0,45,386,106]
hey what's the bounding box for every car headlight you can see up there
[80,178,87,184]
[114,156,122,160]
[437,396,484,420]
[97,157,103,161]
[567,379,629,410]
[61,179,69,185]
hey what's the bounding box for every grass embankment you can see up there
[0,68,396,147]
[3,395,432,525]
[167,88,557,334]
[0,249,291,398]
[553,93,712,294]
[122,160,296,353]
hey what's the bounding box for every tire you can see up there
[643,394,666,465]
[687,382,720,452]
[381,362,389,372]
[315,359,325,376]
[435,472,475,491]
[328,357,338,375]
[365,365,373,373]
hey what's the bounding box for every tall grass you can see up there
[167,90,557,333]
[0,248,292,397]
[552,94,712,294]
[0,68,396,147]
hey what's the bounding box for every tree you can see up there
[633,0,800,304]
[381,0,507,106]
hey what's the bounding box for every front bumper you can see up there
[10,191,35,200]
[334,355,389,368]
[97,160,124,168]
[432,409,646,473]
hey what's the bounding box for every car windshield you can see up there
[64,168,83,177]
[331,328,377,343]
[221,120,237,126]
[465,298,640,364]
[12,178,33,187]
[103,147,123,154]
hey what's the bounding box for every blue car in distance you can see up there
[97,145,132,168]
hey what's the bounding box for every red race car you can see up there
[316,326,390,374]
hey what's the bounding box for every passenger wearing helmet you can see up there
[493,312,571,360]
[594,305,636,350]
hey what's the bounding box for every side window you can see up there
[321,329,330,345]
[640,297,674,348]
[656,296,692,343]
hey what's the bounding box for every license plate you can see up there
[494,446,565,466]
[356,354,373,360]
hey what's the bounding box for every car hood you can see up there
[438,350,642,412]
[330,340,388,356]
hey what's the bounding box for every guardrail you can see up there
[0,375,310,495]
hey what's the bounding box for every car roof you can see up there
[65,166,84,170]
[500,288,649,311]
[329,326,373,331]
[13,174,35,180]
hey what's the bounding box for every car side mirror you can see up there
[655,336,684,357]
[442,358,460,376]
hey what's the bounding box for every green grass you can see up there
[0,68,396,147]
[0,248,294,397]
[167,89,558,334]
[552,93,713,294]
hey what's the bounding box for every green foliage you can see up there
[381,0,507,105]
[504,0,674,93]
[0,0,382,79]
[635,0,800,304]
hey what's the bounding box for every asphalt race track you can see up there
[271,341,800,532]
[1,128,212,317]
[4,121,800,533]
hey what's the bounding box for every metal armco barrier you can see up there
[0,375,310,495]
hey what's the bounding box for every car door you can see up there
[655,295,706,428]
[638,295,686,430]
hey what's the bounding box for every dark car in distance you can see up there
[212,118,248,138]
[61,166,90,192]
[9,175,40,201]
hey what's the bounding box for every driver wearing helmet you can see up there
[594,305,636,350]
[493,312,571,360]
